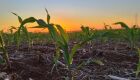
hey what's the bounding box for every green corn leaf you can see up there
[54,48,61,64]
[47,24,59,41]
[81,26,92,38]
[114,22,136,49]
[0,33,5,47]
[13,16,36,48]
[92,59,104,66]
[137,48,140,58]
[55,25,70,66]
[11,26,17,30]
[17,26,22,38]
[12,13,37,48]
[81,26,86,32]
[70,42,84,64]
[47,15,50,24]
[35,19,59,41]
[36,19,48,27]
[14,30,20,48]
[69,35,94,64]
[114,22,130,30]
[12,12,22,24]
[55,40,70,67]
[19,17,35,48]
[45,8,50,24]
[81,26,84,31]
[104,23,111,30]
[21,17,36,26]
[136,48,140,77]
[104,23,108,30]
[30,26,46,29]
[61,48,70,67]
[0,32,10,67]
[69,44,81,64]
[56,25,69,43]
[102,31,113,37]
[48,24,70,67]
[13,14,36,26]
[14,31,18,44]
[22,26,30,47]
[81,26,89,34]
[77,58,104,69]
[11,12,18,16]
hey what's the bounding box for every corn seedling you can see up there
[68,32,83,41]
[12,12,36,48]
[6,26,17,45]
[80,26,95,46]
[92,29,109,43]
[136,48,140,77]
[9,26,17,34]
[101,23,117,42]
[81,26,94,38]
[104,23,112,30]
[31,9,95,79]
[0,32,10,68]
[33,9,94,68]
[114,22,137,49]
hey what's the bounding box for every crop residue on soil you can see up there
[0,41,139,80]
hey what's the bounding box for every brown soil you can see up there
[0,41,139,80]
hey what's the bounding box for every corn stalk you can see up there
[12,12,36,48]
[114,22,137,49]
[0,32,10,68]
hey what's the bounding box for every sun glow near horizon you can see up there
[0,0,140,32]
[1,17,137,33]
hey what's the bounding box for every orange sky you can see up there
[1,16,136,33]
[0,0,140,32]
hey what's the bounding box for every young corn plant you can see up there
[80,26,95,46]
[93,29,111,43]
[6,26,17,45]
[32,9,94,79]
[102,23,117,42]
[9,26,17,34]
[12,12,36,48]
[90,23,112,43]
[104,23,112,30]
[0,32,10,69]
[81,25,94,39]
[114,22,137,49]
[136,48,140,77]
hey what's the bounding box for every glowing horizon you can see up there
[0,0,140,32]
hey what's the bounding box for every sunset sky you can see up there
[0,0,140,32]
